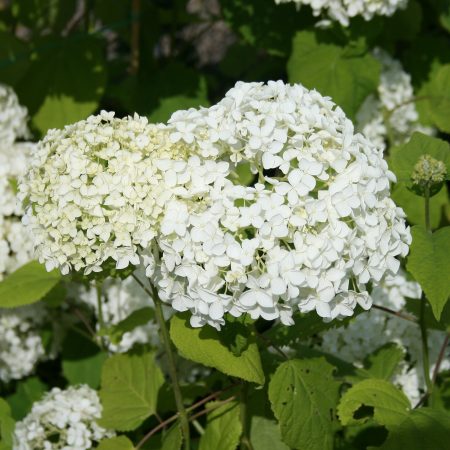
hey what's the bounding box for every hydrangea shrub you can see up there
[0,2,450,450]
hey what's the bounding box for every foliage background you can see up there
[1,0,450,449]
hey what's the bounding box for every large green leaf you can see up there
[99,307,154,346]
[350,344,405,383]
[0,261,61,308]
[287,31,380,119]
[170,314,265,385]
[0,31,30,85]
[390,133,450,187]
[161,423,182,450]
[424,65,450,133]
[97,436,134,450]
[0,399,14,450]
[391,184,448,230]
[376,408,450,450]
[198,401,242,450]
[406,226,450,320]
[6,377,46,421]
[16,36,106,134]
[268,358,340,450]
[338,379,410,428]
[250,417,289,450]
[62,330,108,389]
[98,352,164,431]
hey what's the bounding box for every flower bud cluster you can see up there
[411,154,447,187]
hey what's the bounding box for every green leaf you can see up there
[0,261,61,308]
[98,352,164,431]
[376,408,450,450]
[170,313,265,385]
[287,31,380,119]
[0,31,30,86]
[161,423,182,450]
[351,344,405,383]
[62,330,108,389]
[390,133,450,187]
[99,307,154,346]
[268,358,340,450]
[391,184,448,230]
[16,36,106,134]
[423,65,450,133]
[406,226,450,320]
[221,0,312,56]
[97,436,135,450]
[338,379,410,428]
[0,399,15,450]
[250,416,289,450]
[198,401,242,450]
[6,377,46,421]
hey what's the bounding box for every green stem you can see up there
[240,383,254,450]
[132,274,190,450]
[95,280,105,329]
[420,185,433,401]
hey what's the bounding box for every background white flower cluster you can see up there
[316,271,450,404]
[274,0,408,26]
[356,48,434,151]
[14,385,114,450]
[0,84,57,383]
[154,81,411,328]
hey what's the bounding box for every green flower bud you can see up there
[410,154,447,196]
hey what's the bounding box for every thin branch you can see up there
[129,0,141,74]
[256,332,289,359]
[432,334,450,384]
[135,394,237,449]
[371,304,417,323]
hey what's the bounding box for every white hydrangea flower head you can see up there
[317,271,449,403]
[153,80,411,329]
[356,48,434,150]
[14,385,114,450]
[0,305,48,382]
[273,0,408,26]
[77,275,161,353]
[0,141,36,276]
[0,83,29,147]
[20,111,225,275]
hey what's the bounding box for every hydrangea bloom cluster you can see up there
[0,305,47,382]
[14,385,114,450]
[152,80,411,329]
[0,83,29,147]
[356,49,433,150]
[317,271,449,403]
[20,111,231,275]
[273,0,407,26]
[0,85,56,382]
[77,275,161,353]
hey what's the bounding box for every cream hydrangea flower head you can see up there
[152,80,411,329]
[14,385,114,450]
[20,111,226,275]
[356,48,434,150]
[274,0,407,26]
